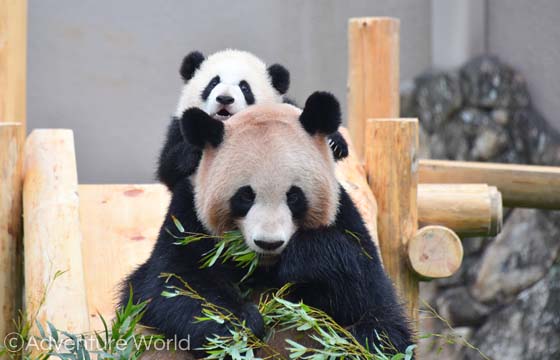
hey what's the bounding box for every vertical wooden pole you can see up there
[365,118,419,325]
[0,0,27,341]
[23,130,90,334]
[348,17,400,159]
[0,123,23,342]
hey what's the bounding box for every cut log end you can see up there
[408,225,463,280]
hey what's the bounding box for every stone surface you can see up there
[471,209,560,304]
[460,56,531,109]
[436,287,491,327]
[462,265,560,360]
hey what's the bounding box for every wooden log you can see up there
[348,17,400,159]
[419,159,560,209]
[335,127,379,247]
[23,129,90,333]
[408,226,463,280]
[418,184,503,236]
[0,0,27,131]
[365,118,419,324]
[78,184,169,331]
[0,123,23,342]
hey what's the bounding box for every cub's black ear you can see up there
[267,64,290,95]
[299,92,341,135]
[180,51,205,82]
[179,108,224,148]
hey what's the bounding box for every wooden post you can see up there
[0,0,27,342]
[348,17,400,159]
[419,159,560,209]
[365,118,419,325]
[23,130,90,333]
[0,123,23,342]
[408,225,463,280]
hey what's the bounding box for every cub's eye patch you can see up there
[201,75,221,101]
[239,80,255,105]
[286,186,307,220]
[230,185,256,218]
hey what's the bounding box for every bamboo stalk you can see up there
[365,118,419,325]
[348,17,400,159]
[23,129,90,334]
[419,159,560,209]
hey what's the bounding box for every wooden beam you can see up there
[365,118,419,325]
[408,225,463,280]
[0,122,23,342]
[348,17,400,159]
[419,159,560,209]
[0,0,27,131]
[418,184,502,236]
[23,130,90,334]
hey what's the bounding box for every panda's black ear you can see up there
[180,51,205,82]
[267,64,290,95]
[299,92,341,135]
[179,108,224,148]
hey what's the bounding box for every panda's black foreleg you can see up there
[328,131,349,161]
[122,271,264,357]
[157,117,202,190]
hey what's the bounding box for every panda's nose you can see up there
[254,239,285,251]
[216,95,235,105]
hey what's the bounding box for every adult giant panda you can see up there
[157,49,348,190]
[122,92,412,358]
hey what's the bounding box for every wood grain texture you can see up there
[336,127,379,247]
[419,159,560,209]
[365,118,419,325]
[408,226,463,280]
[0,123,23,342]
[78,184,170,331]
[23,129,90,334]
[348,17,400,159]
[0,0,27,130]
[418,184,503,236]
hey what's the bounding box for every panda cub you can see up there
[157,49,348,190]
[122,92,412,357]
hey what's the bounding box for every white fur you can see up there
[174,49,283,119]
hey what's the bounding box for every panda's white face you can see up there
[192,104,340,256]
[175,50,284,120]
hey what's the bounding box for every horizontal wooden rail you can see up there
[419,159,560,209]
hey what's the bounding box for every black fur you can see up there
[299,92,341,135]
[286,186,308,221]
[267,64,290,95]
[201,75,221,101]
[179,108,224,148]
[230,186,256,218]
[180,51,205,82]
[120,181,412,357]
[239,80,255,105]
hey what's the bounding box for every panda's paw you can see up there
[241,303,265,339]
[328,132,349,161]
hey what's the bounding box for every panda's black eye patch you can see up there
[230,185,256,218]
[286,186,307,220]
[202,76,221,101]
[239,80,255,105]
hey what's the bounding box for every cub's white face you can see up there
[175,50,283,120]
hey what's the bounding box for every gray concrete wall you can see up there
[27,0,431,183]
[487,0,560,132]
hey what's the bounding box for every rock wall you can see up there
[402,56,560,360]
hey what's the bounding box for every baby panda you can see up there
[157,49,348,190]
[122,92,412,358]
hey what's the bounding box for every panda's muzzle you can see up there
[253,239,285,251]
